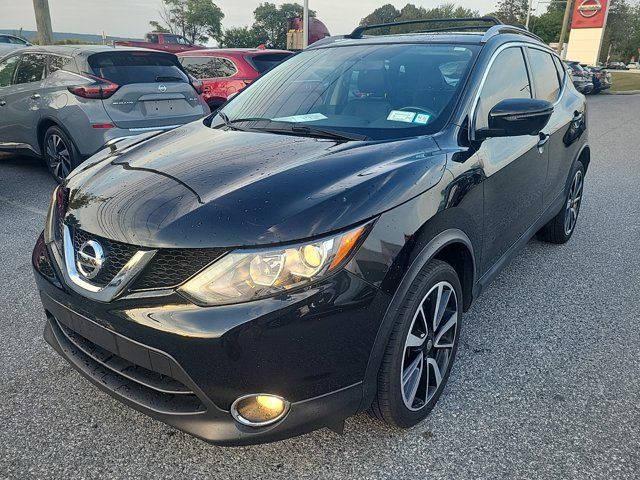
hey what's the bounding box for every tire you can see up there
[43,125,81,183]
[537,161,585,244]
[370,259,462,428]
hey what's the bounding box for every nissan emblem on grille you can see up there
[76,240,105,280]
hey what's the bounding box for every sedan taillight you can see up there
[68,73,119,99]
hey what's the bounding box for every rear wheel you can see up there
[43,125,81,183]
[538,161,585,244]
[370,259,462,428]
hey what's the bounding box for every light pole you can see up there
[525,0,533,30]
[303,0,309,49]
[32,0,53,45]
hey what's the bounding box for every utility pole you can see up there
[557,0,573,57]
[32,0,53,45]
[303,0,309,49]
[525,0,533,30]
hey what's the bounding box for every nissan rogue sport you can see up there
[32,18,589,446]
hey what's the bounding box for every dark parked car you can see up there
[606,61,627,70]
[582,65,612,93]
[178,48,292,110]
[0,45,209,182]
[33,17,589,446]
[565,61,594,94]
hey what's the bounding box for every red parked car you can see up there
[177,48,292,110]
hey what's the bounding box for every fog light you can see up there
[231,394,289,427]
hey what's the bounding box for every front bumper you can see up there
[34,255,390,445]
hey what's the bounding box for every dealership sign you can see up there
[578,0,602,18]
[572,0,609,29]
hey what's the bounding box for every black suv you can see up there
[33,18,588,446]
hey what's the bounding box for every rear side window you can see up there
[48,55,76,75]
[181,57,217,78]
[247,53,292,74]
[88,51,189,85]
[528,48,561,102]
[14,53,46,84]
[476,47,531,130]
[0,55,20,87]
[552,55,566,84]
[181,56,237,78]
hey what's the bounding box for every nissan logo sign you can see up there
[76,240,105,280]
[578,0,603,18]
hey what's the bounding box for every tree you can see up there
[252,2,316,49]
[217,26,267,48]
[491,0,529,25]
[599,0,640,62]
[529,1,566,44]
[150,0,224,44]
[360,3,480,35]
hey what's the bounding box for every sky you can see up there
[0,0,504,39]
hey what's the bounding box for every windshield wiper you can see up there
[216,116,368,141]
[287,124,369,141]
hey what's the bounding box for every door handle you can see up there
[30,93,41,100]
[537,132,550,149]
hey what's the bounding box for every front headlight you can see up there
[178,222,372,306]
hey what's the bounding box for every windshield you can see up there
[88,51,189,85]
[215,43,479,140]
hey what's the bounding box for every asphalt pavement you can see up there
[0,95,639,479]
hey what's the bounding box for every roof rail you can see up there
[481,24,544,43]
[348,16,502,39]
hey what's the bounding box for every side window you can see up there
[476,47,531,130]
[0,55,20,87]
[180,57,217,79]
[0,36,9,44]
[14,53,46,84]
[528,48,561,102]
[147,34,158,43]
[48,55,75,75]
[216,58,237,77]
[552,55,566,85]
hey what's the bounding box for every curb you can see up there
[602,90,640,95]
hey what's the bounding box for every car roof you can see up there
[8,44,174,57]
[178,48,292,57]
[309,19,550,52]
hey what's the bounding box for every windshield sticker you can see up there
[387,110,416,123]
[413,113,431,125]
[272,113,327,123]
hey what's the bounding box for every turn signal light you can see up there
[231,394,289,427]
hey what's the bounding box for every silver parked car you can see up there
[0,34,31,57]
[0,45,209,182]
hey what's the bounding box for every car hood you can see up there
[65,121,446,248]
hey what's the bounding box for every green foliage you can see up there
[151,0,224,44]
[529,4,565,44]
[491,0,529,25]
[216,2,315,49]
[359,3,480,35]
[54,39,99,45]
[217,26,268,48]
[252,2,316,49]
[600,0,640,62]
[148,21,170,33]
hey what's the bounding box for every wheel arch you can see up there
[37,117,75,154]
[359,228,477,412]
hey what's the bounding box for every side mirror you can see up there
[476,98,554,139]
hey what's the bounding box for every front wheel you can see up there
[370,259,462,428]
[43,125,81,183]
